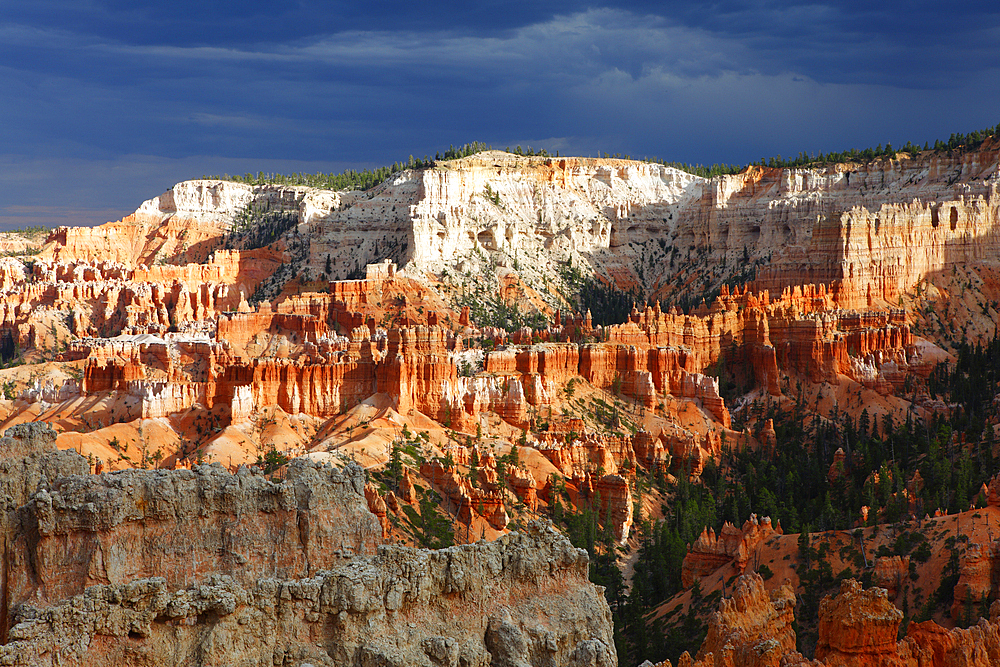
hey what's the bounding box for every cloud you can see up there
[0,3,999,228]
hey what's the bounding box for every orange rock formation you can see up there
[682,515,782,587]
[695,573,797,667]
[681,573,1000,667]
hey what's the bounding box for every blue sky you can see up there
[2,1,998,229]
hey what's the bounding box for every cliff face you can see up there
[695,573,797,667]
[681,515,781,588]
[0,252,280,355]
[478,283,915,424]
[744,145,1000,303]
[2,525,616,667]
[68,284,913,435]
[36,143,1000,314]
[400,144,993,308]
[408,152,701,269]
[815,579,905,663]
[0,424,616,667]
[40,181,258,266]
[8,458,382,615]
[0,423,93,639]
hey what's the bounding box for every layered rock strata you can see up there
[694,573,797,667]
[815,579,905,663]
[0,424,92,639]
[1,523,616,667]
[951,539,1000,620]
[40,143,1000,317]
[5,455,382,623]
[25,131,1000,342]
[0,425,615,666]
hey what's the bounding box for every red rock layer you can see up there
[951,539,1000,620]
[419,458,508,530]
[480,282,915,431]
[816,579,904,662]
[682,515,782,587]
[872,555,910,599]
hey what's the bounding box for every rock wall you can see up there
[33,142,1000,312]
[0,425,615,666]
[479,283,917,426]
[681,515,781,587]
[746,147,1000,305]
[951,539,1000,620]
[0,254,278,352]
[226,144,1000,310]
[815,579,905,662]
[0,423,92,639]
[695,573,797,667]
[6,457,382,620]
[39,180,270,266]
[408,152,701,270]
[17,149,966,441]
[1,523,616,667]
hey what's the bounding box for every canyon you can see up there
[0,139,998,665]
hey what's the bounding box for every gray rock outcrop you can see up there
[1,523,615,667]
[0,424,616,666]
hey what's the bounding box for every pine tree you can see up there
[470,447,480,487]
[388,441,402,490]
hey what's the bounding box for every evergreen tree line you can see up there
[202,155,434,191]
[927,331,1000,429]
[634,123,999,177]
[744,123,1000,170]
[574,277,642,327]
[201,124,998,194]
[202,142,496,191]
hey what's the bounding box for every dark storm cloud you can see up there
[1,2,998,228]
[8,1,998,84]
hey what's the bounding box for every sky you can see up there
[2,1,999,230]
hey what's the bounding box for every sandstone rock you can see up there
[41,180,260,266]
[815,579,903,663]
[400,467,418,504]
[507,465,538,511]
[682,515,779,587]
[828,447,847,484]
[872,556,909,600]
[682,571,1000,667]
[0,522,616,667]
[365,482,391,538]
[951,540,999,620]
[384,490,399,513]
[696,573,797,667]
[0,423,94,636]
[988,474,1000,507]
[419,458,507,530]
[5,458,382,619]
[592,473,633,543]
[761,419,777,453]
[906,618,1000,666]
